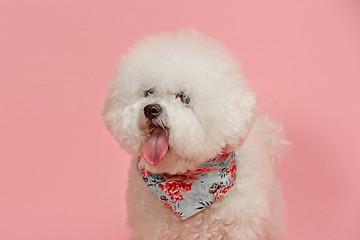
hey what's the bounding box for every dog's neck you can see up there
[137,152,238,220]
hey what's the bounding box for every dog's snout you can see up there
[144,104,162,120]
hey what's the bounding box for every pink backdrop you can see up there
[1,0,359,239]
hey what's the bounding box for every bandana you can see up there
[137,152,237,220]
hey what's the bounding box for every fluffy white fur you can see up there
[103,29,289,240]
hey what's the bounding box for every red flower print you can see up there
[214,182,235,202]
[226,159,237,179]
[159,179,194,203]
[215,152,231,163]
[140,169,151,178]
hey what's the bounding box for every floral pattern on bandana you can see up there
[137,152,237,220]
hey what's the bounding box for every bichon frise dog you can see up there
[103,29,289,240]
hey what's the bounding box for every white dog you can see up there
[103,29,288,240]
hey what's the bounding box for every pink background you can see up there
[1,0,359,239]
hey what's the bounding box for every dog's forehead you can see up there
[122,31,243,97]
[136,56,229,92]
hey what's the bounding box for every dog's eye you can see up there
[175,92,190,105]
[144,88,154,97]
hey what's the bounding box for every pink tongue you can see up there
[142,127,168,166]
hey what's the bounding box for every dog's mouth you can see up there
[141,124,170,166]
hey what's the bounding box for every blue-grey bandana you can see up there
[137,152,237,220]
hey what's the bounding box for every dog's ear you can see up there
[223,144,238,154]
[223,120,253,153]
[223,87,256,153]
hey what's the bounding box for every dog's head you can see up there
[103,30,255,173]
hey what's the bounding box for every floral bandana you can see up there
[137,152,237,220]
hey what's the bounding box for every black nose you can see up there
[144,104,162,120]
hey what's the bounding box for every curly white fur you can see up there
[103,29,289,240]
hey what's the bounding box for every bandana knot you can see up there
[137,152,237,220]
